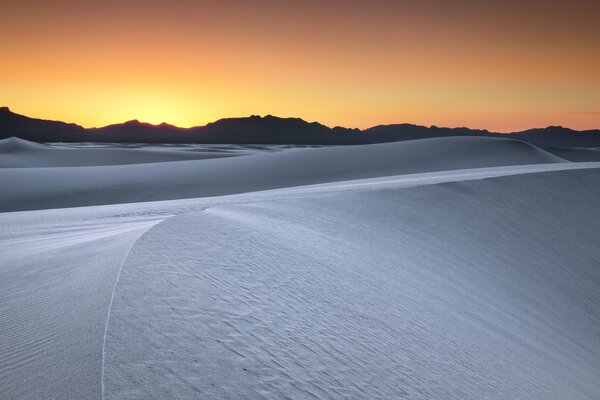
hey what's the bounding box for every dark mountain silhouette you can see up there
[0,107,87,142]
[1,106,598,147]
[509,126,600,147]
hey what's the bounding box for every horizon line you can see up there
[2,106,598,134]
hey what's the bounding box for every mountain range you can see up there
[1,106,598,147]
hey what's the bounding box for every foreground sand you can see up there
[0,137,599,399]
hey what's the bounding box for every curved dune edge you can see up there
[102,169,600,400]
[0,217,164,400]
[0,136,568,212]
[100,217,173,400]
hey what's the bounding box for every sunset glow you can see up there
[2,0,599,131]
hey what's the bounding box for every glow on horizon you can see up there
[1,0,599,132]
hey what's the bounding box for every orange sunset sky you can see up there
[1,0,599,132]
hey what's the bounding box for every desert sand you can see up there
[0,136,569,212]
[0,137,599,399]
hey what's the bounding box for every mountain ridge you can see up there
[1,107,599,147]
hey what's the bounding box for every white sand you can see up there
[0,217,162,400]
[0,137,274,168]
[104,169,600,399]
[0,136,599,399]
[0,136,565,212]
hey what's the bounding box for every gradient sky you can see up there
[2,0,599,131]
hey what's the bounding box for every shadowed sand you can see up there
[0,136,599,399]
[103,169,600,399]
[0,217,162,400]
[0,136,565,212]
[0,137,272,168]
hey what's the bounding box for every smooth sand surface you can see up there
[0,136,566,212]
[0,217,162,400]
[104,169,600,399]
[0,137,275,168]
[1,137,599,399]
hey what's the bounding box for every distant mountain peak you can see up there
[0,107,598,146]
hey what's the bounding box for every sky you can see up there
[1,0,599,132]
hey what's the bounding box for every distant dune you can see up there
[0,136,569,212]
[0,137,260,168]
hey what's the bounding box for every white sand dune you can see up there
[542,146,600,162]
[0,136,599,399]
[0,217,162,400]
[0,136,566,212]
[0,137,263,168]
[102,169,600,399]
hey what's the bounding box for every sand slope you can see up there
[0,217,162,400]
[0,137,262,168]
[103,168,600,399]
[1,136,599,399]
[0,136,566,212]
